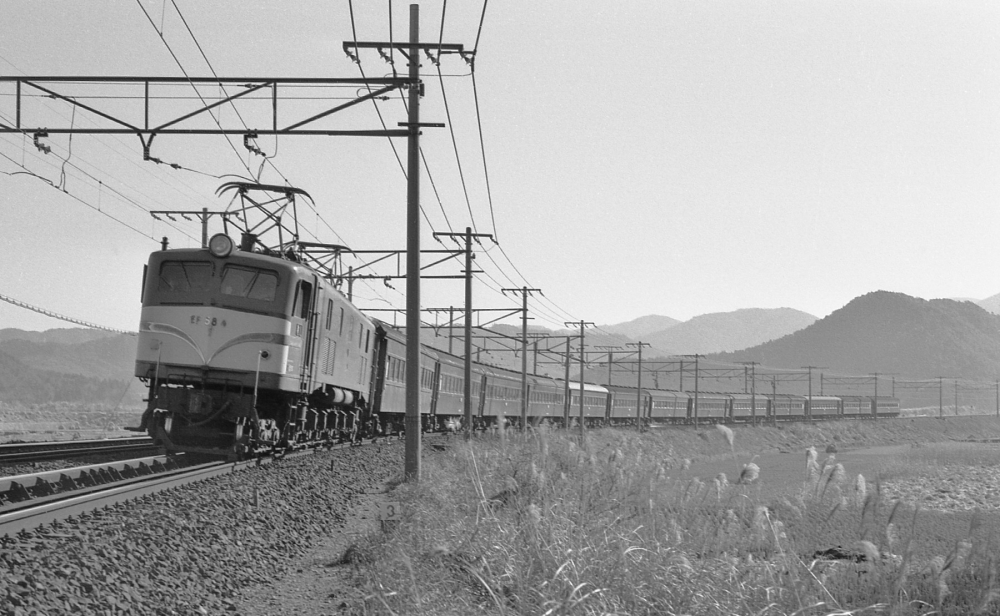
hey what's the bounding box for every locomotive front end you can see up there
[134,235,308,456]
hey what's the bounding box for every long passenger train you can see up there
[133,234,899,457]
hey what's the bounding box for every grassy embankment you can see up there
[344,416,1000,615]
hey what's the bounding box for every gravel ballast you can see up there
[1,439,404,615]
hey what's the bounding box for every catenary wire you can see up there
[134,0,258,180]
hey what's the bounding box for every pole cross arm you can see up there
[344,41,466,63]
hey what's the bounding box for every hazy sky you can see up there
[0,1,998,334]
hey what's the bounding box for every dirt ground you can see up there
[235,415,1000,616]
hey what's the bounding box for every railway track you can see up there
[0,436,161,465]
[0,435,403,538]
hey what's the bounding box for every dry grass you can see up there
[343,424,1000,615]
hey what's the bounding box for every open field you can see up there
[329,416,1000,615]
[0,402,143,442]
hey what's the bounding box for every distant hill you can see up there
[600,315,680,340]
[0,328,141,405]
[976,293,1000,315]
[0,328,116,345]
[646,308,816,354]
[0,349,137,405]
[717,291,1000,379]
[0,334,137,381]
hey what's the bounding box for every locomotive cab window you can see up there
[158,261,213,295]
[220,265,278,301]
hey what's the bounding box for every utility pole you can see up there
[772,377,778,425]
[802,366,826,421]
[565,321,594,439]
[436,228,493,439]
[937,376,944,419]
[503,286,542,431]
[596,346,621,387]
[448,306,454,355]
[596,345,621,423]
[741,362,759,425]
[563,336,572,425]
[871,372,879,419]
[356,5,464,480]
[626,342,650,430]
[955,379,959,416]
[403,5,423,480]
[683,355,703,427]
[679,359,684,391]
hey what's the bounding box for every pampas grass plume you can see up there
[739,462,760,484]
[716,424,734,450]
[854,473,867,508]
[855,540,880,562]
[886,523,898,550]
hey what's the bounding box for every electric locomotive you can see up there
[134,233,377,457]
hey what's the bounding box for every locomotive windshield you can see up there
[150,258,286,315]
[159,261,213,294]
[220,265,278,301]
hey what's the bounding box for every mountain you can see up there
[645,308,816,355]
[976,293,1000,315]
[0,349,138,405]
[0,334,137,380]
[716,291,1000,379]
[600,315,680,339]
[0,328,142,405]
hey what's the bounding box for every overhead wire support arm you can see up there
[0,76,411,145]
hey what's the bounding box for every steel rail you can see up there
[0,460,234,537]
[0,454,174,497]
[0,437,159,465]
[0,435,411,538]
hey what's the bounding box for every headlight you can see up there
[209,233,234,258]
